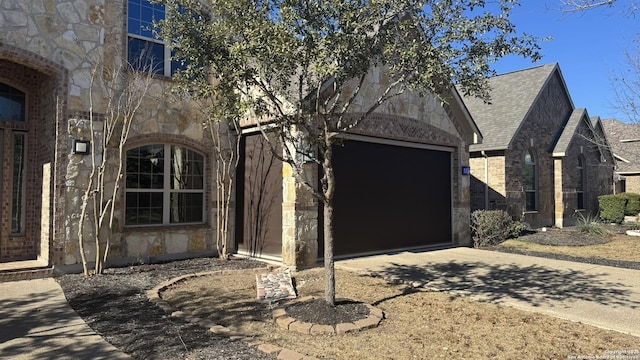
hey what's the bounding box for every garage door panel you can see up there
[330,140,452,256]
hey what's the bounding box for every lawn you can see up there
[161,265,639,360]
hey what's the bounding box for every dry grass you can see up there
[162,267,639,360]
[500,234,640,262]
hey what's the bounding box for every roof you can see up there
[601,119,640,173]
[552,108,589,156]
[462,63,560,152]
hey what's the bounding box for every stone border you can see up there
[272,296,385,335]
[147,268,320,360]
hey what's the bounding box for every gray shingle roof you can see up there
[463,63,559,152]
[552,108,588,156]
[602,119,640,173]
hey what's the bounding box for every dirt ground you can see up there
[58,227,640,360]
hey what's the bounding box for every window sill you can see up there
[522,211,538,214]
[123,223,209,233]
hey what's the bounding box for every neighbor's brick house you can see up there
[601,119,640,194]
[462,63,614,228]
[1,1,481,271]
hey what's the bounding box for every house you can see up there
[462,63,614,228]
[0,1,480,272]
[601,119,640,193]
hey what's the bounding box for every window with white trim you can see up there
[125,144,205,226]
[127,0,183,75]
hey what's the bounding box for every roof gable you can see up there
[602,119,640,173]
[462,63,572,152]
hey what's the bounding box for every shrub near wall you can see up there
[618,193,640,216]
[598,194,626,224]
[470,210,524,248]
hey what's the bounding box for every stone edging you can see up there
[147,268,320,360]
[273,296,385,335]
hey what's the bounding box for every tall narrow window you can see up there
[125,144,205,226]
[577,156,585,209]
[12,133,26,234]
[0,83,26,122]
[524,150,537,211]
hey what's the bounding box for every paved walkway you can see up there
[0,278,130,360]
[337,247,640,337]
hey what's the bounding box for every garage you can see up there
[321,137,453,257]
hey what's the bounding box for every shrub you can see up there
[598,194,626,224]
[470,210,523,248]
[618,193,640,216]
[575,212,610,237]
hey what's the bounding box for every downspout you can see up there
[482,150,489,209]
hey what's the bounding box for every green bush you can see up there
[598,194,626,224]
[618,193,640,216]
[470,210,524,248]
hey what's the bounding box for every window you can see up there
[127,0,183,75]
[11,133,26,234]
[125,144,205,226]
[0,83,25,122]
[577,156,585,209]
[524,150,537,211]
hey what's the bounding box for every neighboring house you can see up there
[462,63,614,228]
[0,1,480,271]
[601,119,640,194]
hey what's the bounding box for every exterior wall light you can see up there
[461,166,470,175]
[73,139,91,155]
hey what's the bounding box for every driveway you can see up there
[336,247,640,337]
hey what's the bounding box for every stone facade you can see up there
[0,1,219,267]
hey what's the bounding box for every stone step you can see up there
[0,260,54,282]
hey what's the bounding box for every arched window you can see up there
[125,144,205,226]
[0,83,26,122]
[577,156,585,209]
[524,150,537,211]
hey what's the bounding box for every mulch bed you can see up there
[56,257,277,360]
[285,298,370,326]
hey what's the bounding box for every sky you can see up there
[490,1,638,122]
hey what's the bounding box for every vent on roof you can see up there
[620,139,640,143]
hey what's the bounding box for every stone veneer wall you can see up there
[1,1,220,266]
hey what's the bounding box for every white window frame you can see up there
[125,144,206,227]
[127,0,172,76]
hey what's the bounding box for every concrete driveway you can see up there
[337,247,640,337]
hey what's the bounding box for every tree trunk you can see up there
[323,199,335,306]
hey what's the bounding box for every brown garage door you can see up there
[321,139,452,257]
[235,133,283,257]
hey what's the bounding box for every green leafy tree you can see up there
[159,0,541,305]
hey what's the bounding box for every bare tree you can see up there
[612,43,640,124]
[77,58,154,276]
[560,0,638,13]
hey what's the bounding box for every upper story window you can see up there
[524,150,537,211]
[577,156,585,209]
[127,0,184,76]
[125,144,205,226]
[0,83,25,122]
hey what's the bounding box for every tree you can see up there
[612,43,640,124]
[159,0,542,305]
[77,56,154,276]
[560,0,638,13]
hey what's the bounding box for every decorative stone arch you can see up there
[0,44,69,265]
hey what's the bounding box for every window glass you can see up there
[0,83,26,122]
[126,144,205,226]
[524,150,536,211]
[577,157,585,209]
[11,133,26,234]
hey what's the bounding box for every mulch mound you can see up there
[517,228,609,246]
[56,257,276,360]
[285,298,370,326]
